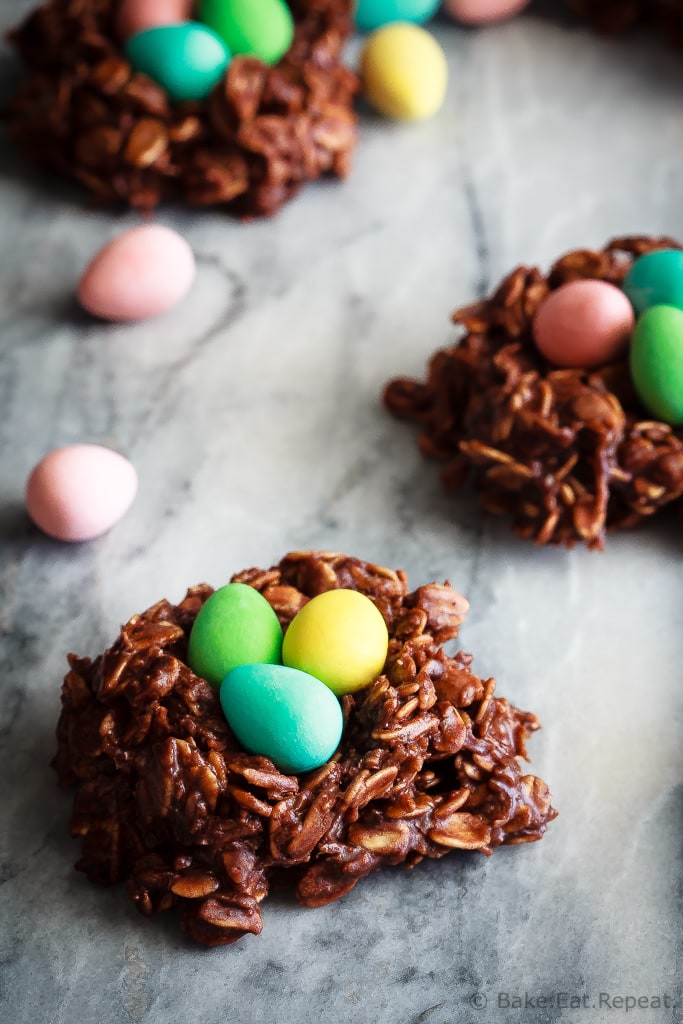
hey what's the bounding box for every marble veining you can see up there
[0,2,681,1022]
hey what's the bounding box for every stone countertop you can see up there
[0,3,681,1023]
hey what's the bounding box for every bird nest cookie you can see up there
[54,551,556,947]
[384,237,683,549]
[7,0,358,217]
[569,0,683,38]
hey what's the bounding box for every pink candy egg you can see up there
[532,279,635,369]
[116,0,195,41]
[26,445,138,542]
[78,224,195,322]
[443,0,531,25]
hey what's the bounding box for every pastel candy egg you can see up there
[220,664,343,774]
[199,0,294,65]
[282,589,389,697]
[125,23,230,102]
[25,444,137,542]
[355,0,440,32]
[116,0,194,42]
[622,249,683,316]
[629,305,683,425]
[532,279,635,369]
[188,583,283,689]
[442,0,531,24]
[77,225,195,322]
[361,23,448,121]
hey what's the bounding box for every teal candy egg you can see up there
[220,664,343,774]
[199,0,294,66]
[125,23,231,102]
[187,583,282,688]
[623,249,683,315]
[629,305,683,425]
[355,0,440,32]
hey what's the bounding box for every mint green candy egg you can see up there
[623,249,683,315]
[630,305,683,425]
[220,664,343,774]
[125,23,231,102]
[355,0,440,32]
[199,0,294,65]
[187,583,282,688]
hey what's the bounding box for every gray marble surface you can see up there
[1,3,682,1022]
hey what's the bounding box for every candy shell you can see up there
[629,305,683,425]
[442,0,531,24]
[116,0,194,41]
[532,279,635,369]
[361,23,448,121]
[355,0,440,32]
[188,583,283,689]
[125,22,230,102]
[25,444,137,542]
[77,225,195,322]
[622,249,683,316]
[282,589,389,697]
[220,663,343,774]
[199,0,294,65]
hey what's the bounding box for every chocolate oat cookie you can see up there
[54,551,556,947]
[385,237,683,549]
[7,0,358,217]
[568,0,683,39]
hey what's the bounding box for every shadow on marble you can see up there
[0,501,32,542]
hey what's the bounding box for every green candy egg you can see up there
[199,0,294,66]
[187,583,282,688]
[630,305,683,425]
[125,23,231,102]
[355,0,441,32]
[623,249,683,315]
[220,664,343,774]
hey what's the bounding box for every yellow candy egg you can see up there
[282,589,389,697]
[360,22,448,121]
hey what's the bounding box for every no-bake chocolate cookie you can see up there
[384,237,683,549]
[7,0,358,217]
[569,0,683,39]
[54,551,556,946]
